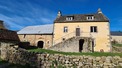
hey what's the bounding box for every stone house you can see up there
[52,8,111,52]
[111,31,122,44]
[0,20,20,59]
[18,8,111,52]
[17,24,53,49]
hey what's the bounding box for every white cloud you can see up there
[0,14,24,30]
[0,0,56,30]
[41,17,52,23]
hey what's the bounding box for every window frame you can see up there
[66,16,73,21]
[90,26,98,33]
[63,26,68,33]
[87,16,94,20]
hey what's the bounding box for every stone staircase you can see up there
[49,36,92,52]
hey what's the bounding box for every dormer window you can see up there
[66,16,74,21]
[87,16,94,20]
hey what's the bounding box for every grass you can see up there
[112,43,122,47]
[28,48,122,57]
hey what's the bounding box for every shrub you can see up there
[18,42,37,49]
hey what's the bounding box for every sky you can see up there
[0,0,122,31]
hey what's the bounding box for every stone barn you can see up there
[17,24,53,49]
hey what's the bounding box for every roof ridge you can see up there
[62,13,97,16]
[27,24,53,27]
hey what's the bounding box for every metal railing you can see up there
[53,31,92,45]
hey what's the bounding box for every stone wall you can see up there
[1,45,122,68]
[111,36,122,44]
[0,42,15,59]
[18,34,53,49]
[1,45,37,67]
[50,37,92,52]
[37,54,122,68]
[112,46,122,53]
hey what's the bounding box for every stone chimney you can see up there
[0,20,5,29]
[57,10,62,18]
[97,8,102,14]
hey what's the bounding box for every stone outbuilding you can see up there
[17,24,53,49]
[111,31,122,44]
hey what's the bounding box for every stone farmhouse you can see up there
[18,8,111,52]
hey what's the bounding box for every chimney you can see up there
[0,20,5,29]
[57,10,62,18]
[97,8,102,14]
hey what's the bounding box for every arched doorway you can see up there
[79,39,84,52]
[37,41,44,48]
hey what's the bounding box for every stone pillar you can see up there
[0,42,13,60]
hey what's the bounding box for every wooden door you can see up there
[76,28,80,36]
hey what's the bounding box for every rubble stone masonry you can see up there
[1,45,122,68]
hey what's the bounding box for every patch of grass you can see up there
[112,43,122,47]
[28,48,122,57]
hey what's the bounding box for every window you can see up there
[90,26,97,33]
[64,26,68,33]
[47,41,50,45]
[66,17,73,21]
[87,16,94,20]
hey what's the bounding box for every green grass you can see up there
[28,48,122,57]
[112,43,122,47]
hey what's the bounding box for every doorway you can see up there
[79,39,84,52]
[76,28,80,36]
[37,41,44,48]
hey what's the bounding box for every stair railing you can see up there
[53,31,92,45]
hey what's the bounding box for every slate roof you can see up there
[54,13,109,23]
[0,29,20,41]
[111,31,122,36]
[17,24,53,34]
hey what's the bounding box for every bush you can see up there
[112,40,118,44]
[18,42,37,49]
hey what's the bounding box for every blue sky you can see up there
[0,0,122,31]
